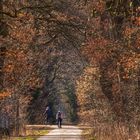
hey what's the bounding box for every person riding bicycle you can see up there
[44,106,52,124]
[56,111,63,128]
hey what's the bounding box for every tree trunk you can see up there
[15,99,20,136]
[99,61,114,102]
[99,60,124,120]
[0,47,6,90]
[138,66,140,92]
[0,0,8,91]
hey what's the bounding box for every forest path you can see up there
[37,125,82,140]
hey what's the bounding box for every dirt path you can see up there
[37,125,82,140]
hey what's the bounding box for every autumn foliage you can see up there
[76,0,140,139]
[0,0,139,139]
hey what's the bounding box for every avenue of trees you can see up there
[0,0,140,139]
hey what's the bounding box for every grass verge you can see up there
[13,129,49,140]
[82,128,96,140]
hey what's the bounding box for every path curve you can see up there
[37,125,82,140]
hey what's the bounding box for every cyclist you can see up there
[56,111,63,128]
[44,106,52,124]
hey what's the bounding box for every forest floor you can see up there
[37,125,83,140]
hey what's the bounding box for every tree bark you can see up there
[15,99,20,136]
[0,2,9,136]
[0,0,8,91]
